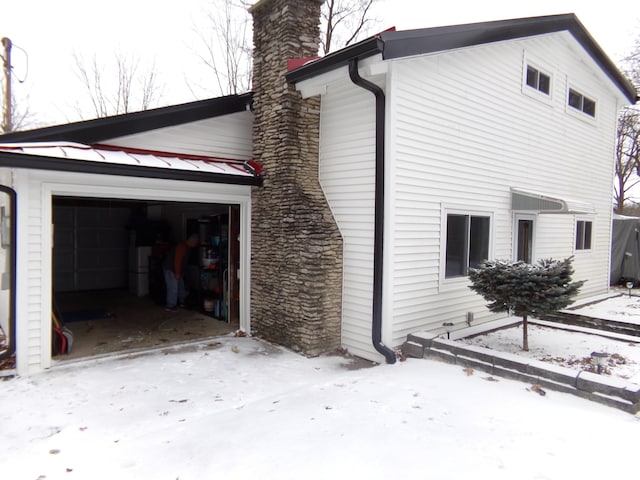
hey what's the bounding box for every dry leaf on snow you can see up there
[530,384,547,396]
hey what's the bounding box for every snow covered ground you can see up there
[573,290,640,325]
[460,322,640,382]
[1,297,640,479]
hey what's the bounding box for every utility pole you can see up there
[1,37,12,133]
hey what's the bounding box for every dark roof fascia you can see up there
[0,92,254,144]
[380,14,637,103]
[377,14,583,58]
[561,17,638,103]
[286,36,384,83]
[286,14,637,103]
[0,151,263,187]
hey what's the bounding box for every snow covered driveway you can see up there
[0,335,638,479]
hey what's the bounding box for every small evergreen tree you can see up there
[468,257,584,351]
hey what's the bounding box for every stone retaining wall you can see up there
[542,311,640,337]
[403,333,640,413]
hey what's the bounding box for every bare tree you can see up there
[139,62,161,111]
[192,0,380,97]
[72,50,164,119]
[623,35,640,90]
[0,87,36,134]
[321,0,378,54]
[614,106,640,213]
[7,92,36,132]
[190,0,253,97]
[614,34,640,213]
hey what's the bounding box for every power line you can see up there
[9,41,28,84]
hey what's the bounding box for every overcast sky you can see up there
[1,0,639,127]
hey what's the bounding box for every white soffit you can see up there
[296,54,386,99]
[511,188,595,214]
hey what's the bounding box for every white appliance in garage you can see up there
[128,246,152,297]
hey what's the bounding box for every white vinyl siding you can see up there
[28,193,48,372]
[12,172,48,374]
[102,111,253,161]
[318,79,380,361]
[534,215,574,260]
[386,31,620,344]
[303,30,625,355]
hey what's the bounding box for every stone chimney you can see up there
[249,0,343,355]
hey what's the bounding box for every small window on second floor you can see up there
[576,220,593,250]
[526,65,551,95]
[568,89,596,117]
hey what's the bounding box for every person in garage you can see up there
[162,233,199,311]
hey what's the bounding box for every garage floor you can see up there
[53,290,237,361]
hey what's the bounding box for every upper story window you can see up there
[568,88,596,117]
[575,220,593,250]
[526,65,550,95]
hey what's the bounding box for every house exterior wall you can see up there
[6,168,252,375]
[102,111,253,161]
[318,79,380,361]
[313,32,626,360]
[249,0,344,355]
[386,32,624,345]
[14,171,47,374]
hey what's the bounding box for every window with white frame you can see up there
[575,220,593,250]
[525,65,551,95]
[445,213,491,278]
[568,88,596,117]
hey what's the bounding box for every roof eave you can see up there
[0,92,254,144]
[286,37,384,84]
[0,152,263,187]
[286,14,637,103]
[381,14,636,103]
[563,16,637,103]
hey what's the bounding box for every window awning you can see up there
[511,188,595,214]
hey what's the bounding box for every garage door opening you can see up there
[51,196,242,360]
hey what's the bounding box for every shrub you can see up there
[468,257,584,350]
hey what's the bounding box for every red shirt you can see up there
[173,242,189,277]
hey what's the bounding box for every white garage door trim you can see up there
[14,168,252,373]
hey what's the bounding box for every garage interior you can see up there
[52,196,241,361]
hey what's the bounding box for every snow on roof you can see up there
[0,141,257,179]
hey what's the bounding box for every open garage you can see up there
[0,94,259,374]
[51,196,243,360]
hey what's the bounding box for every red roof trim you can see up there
[92,143,249,165]
[287,57,321,71]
